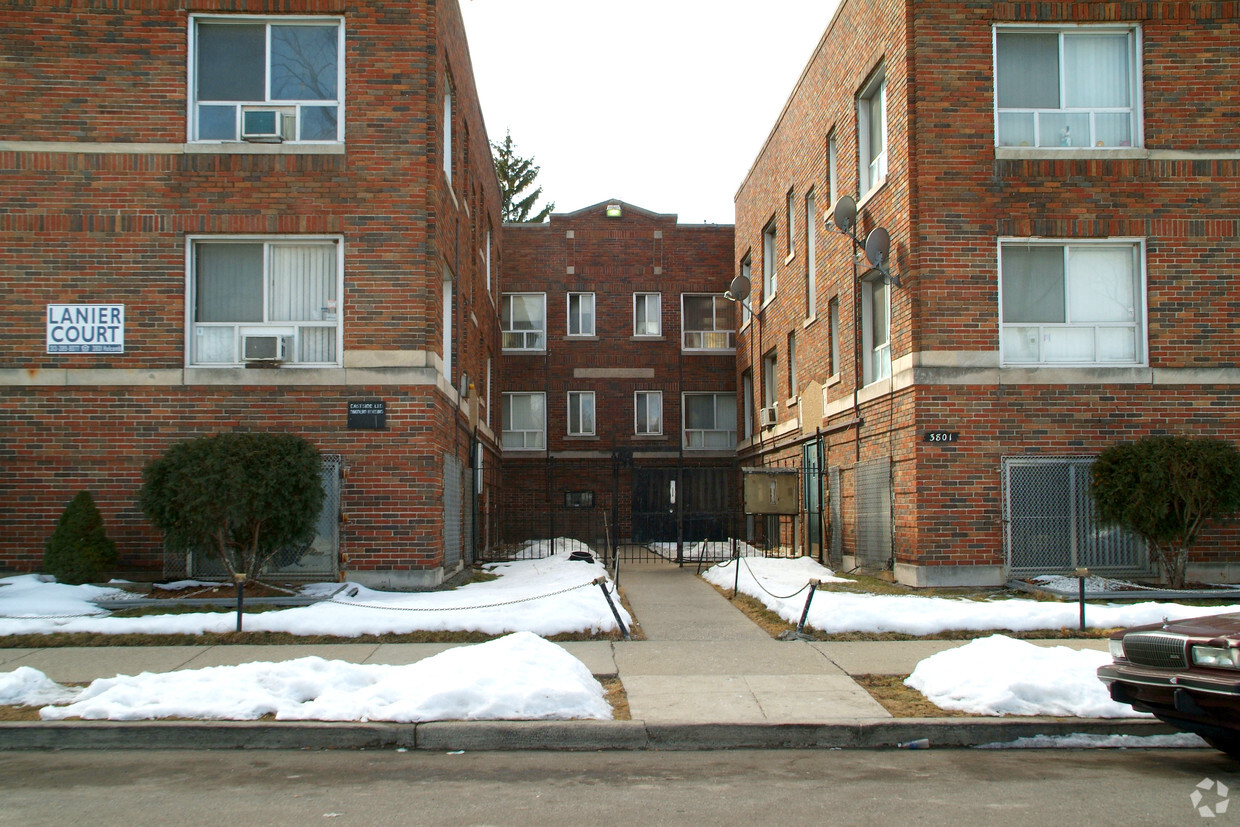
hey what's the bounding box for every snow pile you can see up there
[505,537,595,560]
[701,558,1240,635]
[977,732,1207,750]
[6,632,610,722]
[0,552,629,638]
[647,539,766,561]
[906,635,1147,718]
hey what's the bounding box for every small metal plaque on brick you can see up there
[347,400,386,430]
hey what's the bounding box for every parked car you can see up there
[1099,613,1240,756]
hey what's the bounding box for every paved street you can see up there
[2,748,1237,825]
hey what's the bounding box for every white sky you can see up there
[459,0,841,225]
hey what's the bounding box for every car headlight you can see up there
[1109,639,1126,660]
[1191,645,1240,669]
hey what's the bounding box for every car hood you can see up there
[1119,612,1240,640]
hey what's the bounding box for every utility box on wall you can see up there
[743,469,799,515]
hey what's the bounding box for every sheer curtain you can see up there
[271,244,337,363]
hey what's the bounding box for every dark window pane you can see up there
[300,106,338,140]
[1003,246,1066,323]
[271,25,338,101]
[196,243,263,322]
[997,32,1060,109]
[197,105,236,140]
[197,23,265,102]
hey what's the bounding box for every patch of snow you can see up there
[646,539,766,562]
[22,632,609,722]
[0,552,628,638]
[0,666,78,706]
[906,634,1148,718]
[976,732,1208,749]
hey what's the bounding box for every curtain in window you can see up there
[997,32,1060,109]
[684,296,713,331]
[271,244,337,363]
[505,295,542,330]
[1002,245,1066,323]
[1067,246,1134,322]
[1064,34,1130,108]
[196,243,263,322]
[685,395,715,430]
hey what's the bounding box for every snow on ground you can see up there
[0,550,629,638]
[702,557,1240,635]
[976,732,1208,749]
[0,632,610,722]
[647,539,766,562]
[906,635,1146,717]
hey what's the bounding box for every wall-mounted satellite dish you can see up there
[830,195,857,235]
[865,227,891,269]
[726,274,751,302]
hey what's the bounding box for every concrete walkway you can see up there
[615,562,890,724]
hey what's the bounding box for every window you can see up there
[762,349,778,409]
[858,68,888,196]
[999,240,1144,366]
[739,255,753,327]
[741,370,754,441]
[996,27,1139,148]
[501,293,545,350]
[485,227,493,295]
[682,295,736,350]
[762,220,778,302]
[190,239,341,366]
[827,296,841,377]
[787,332,798,398]
[634,293,662,336]
[786,188,796,255]
[861,274,891,384]
[192,17,342,143]
[568,292,595,337]
[683,393,737,450]
[502,392,545,450]
[443,83,453,184]
[567,391,595,436]
[565,491,595,508]
[805,189,817,318]
[827,131,839,206]
[442,270,454,381]
[635,390,663,435]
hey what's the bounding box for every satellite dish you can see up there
[727,274,751,302]
[865,227,891,269]
[831,195,857,235]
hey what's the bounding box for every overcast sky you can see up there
[459,1,841,225]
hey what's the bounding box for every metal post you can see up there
[1076,567,1089,631]
[234,573,246,633]
[594,577,630,640]
[796,581,819,635]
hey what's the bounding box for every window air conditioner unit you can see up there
[241,109,285,142]
[760,405,778,428]
[242,334,285,362]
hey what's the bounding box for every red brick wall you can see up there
[0,0,502,577]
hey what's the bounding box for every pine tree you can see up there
[492,130,555,223]
[43,491,118,584]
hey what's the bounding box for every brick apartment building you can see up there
[0,0,502,588]
[498,201,738,554]
[735,0,1240,586]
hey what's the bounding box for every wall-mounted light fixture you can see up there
[605,203,622,218]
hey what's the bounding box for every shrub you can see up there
[1091,436,1240,588]
[139,432,325,580]
[43,491,118,584]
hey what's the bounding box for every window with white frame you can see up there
[741,370,754,441]
[762,349,778,409]
[996,26,1139,149]
[190,238,341,366]
[861,274,891,384]
[501,293,545,350]
[787,331,798,398]
[805,189,817,318]
[567,391,595,436]
[682,295,736,351]
[684,393,737,450]
[635,390,662,435]
[485,227,493,294]
[762,220,778,301]
[828,296,840,377]
[858,68,888,197]
[634,292,661,336]
[442,82,453,184]
[567,292,595,337]
[786,188,796,255]
[191,17,343,143]
[827,131,839,205]
[739,255,753,327]
[502,392,545,450]
[999,239,1144,366]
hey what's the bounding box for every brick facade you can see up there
[735,0,1240,586]
[0,0,502,588]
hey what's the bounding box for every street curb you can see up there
[0,717,1182,752]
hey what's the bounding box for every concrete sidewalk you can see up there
[0,563,1173,751]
